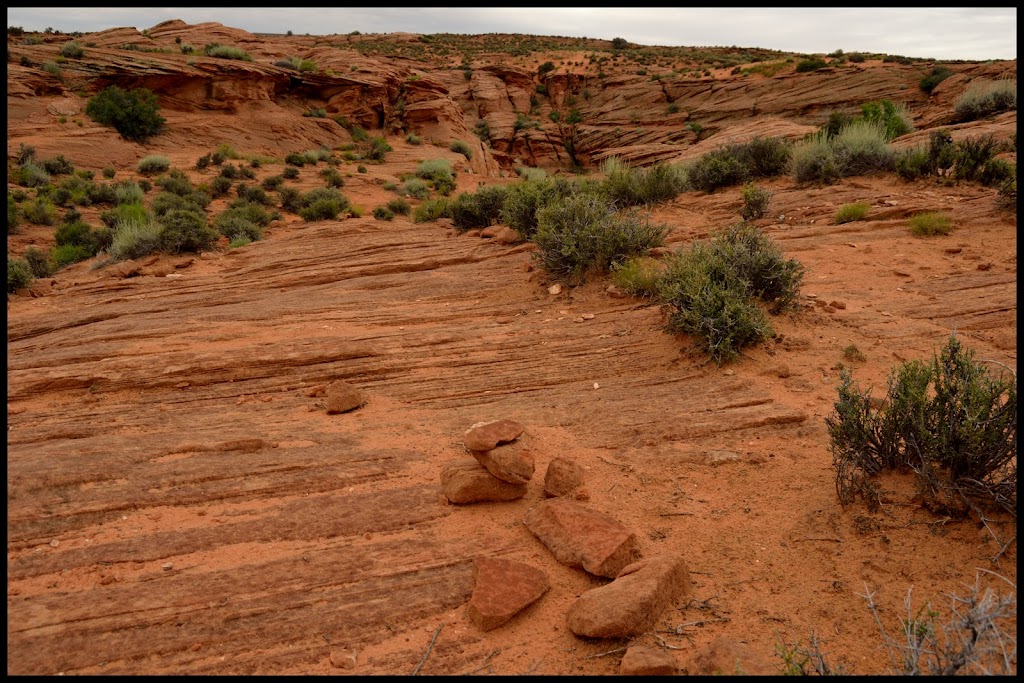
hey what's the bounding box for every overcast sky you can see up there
[6,7,1017,61]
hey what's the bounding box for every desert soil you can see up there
[6,21,1017,675]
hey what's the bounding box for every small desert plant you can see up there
[532,193,668,283]
[859,99,914,141]
[17,162,51,188]
[304,107,327,118]
[685,146,747,193]
[450,139,473,160]
[203,43,252,61]
[109,215,164,261]
[40,155,74,176]
[795,57,828,73]
[415,159,457,195]
[842,344,867,363]
[321,167,345,188]
[7,194,19,234]
[23,246,53,278]
[102,166,117,179]
[739,183,772,220]
[412,197,453,223]
[8,258,34,293]
[610,256,664,299]
[22,197,58,225]
[364,136,393,162]
[835,201,870,224]
[401,178,430,199]
[114,181,145,206]
[136,155,171,176]
[406,133,422,145]
[908,211,953,236]
[282,166,300,180]
[953,79,1016,122]
[828,333,1015,517]
[386,197,411,215]
[159,209,219,253]
[600,157,688,207]
[919,66,953,95]
[59,41,84,59]
[372,206,395,221]
[449,185,510,231]
[298,187,348,221]
[85,85,165,141]
[209,176,232,197]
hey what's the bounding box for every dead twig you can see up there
[412,623,442,675]
[794,536,844,543]
[462,649,500,675]
[659,511,694,517]
[650,632,686,650]
[584,646,628,660]
[521,658,544,674]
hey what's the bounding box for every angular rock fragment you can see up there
[463,419,525,452]
[523,499,641,578]
[467,557,549,631]
[567,555,691,638]
[441,459,527,504]
[543,456,585,498]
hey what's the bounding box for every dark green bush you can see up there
[533,194,668,283]
[209,176,232,197]
[137,155,171,175]
[450,185,509,231]
[22,197,57,225]
[282,166,300,180]
[372,206,395,221]
[85,86,165,141]
[739,183,772,220]
[59,41,84,59]
[386,197,411,215]
[321,167,344,188]
[365,136,393,162]
[159,209,218,253]
[23,247,53,278]
[953,133,999,183]
[412,197,452,223]
[450,139,473,160]
[50,243,94,269]
[41,155,74,175]
[859,99,913,141]
[7,193,19,234]
[261,175,284,191]
[236,184,273,205]
[298,187,348,221]
[284,152,307,167]
[828,333,1015,516]
[919,66,953,95]
[600,158,688,207]
[686,147,747,193]
[795,57,828,73]
[157,170,194,196]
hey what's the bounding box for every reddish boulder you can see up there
[523,499,641,578]
[467,557,549,631]
[325,380,366,414]
[471,442,535,484]
[620,645,677,675]
[441,459,527,504]
[543,456,585,498]
[566,555,692,638]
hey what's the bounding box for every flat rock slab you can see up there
[325,380,366,414]
[467,557,549,631]
[690,636,776,676]
[620,645,677,675]
[463,419,525,452]
[567,554,692,638]
[441,459,528,504]
[523,499,641,578]
[543,456,586,498]
[471,442,534,484]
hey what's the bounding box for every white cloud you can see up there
[4,7,1016,60]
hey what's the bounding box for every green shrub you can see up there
[159,209,218,253]
[54,219,101,253]
[284,152,307,167]
[357,165,368,174]
[86,86,165,141]
[8,258,34,292]
[828,333,1015,516]
[894,146,932,181]
[406,133,422,145]
[450,139,473,160]
[908,211,953,236]
[102,166,117,179]
[100,203,149,230]
[261,175,284,192]
[278,187,303,213]
[739,183,772,220]
[533,194,668,283]
[41,155,74,175]
[686,146,747,192]
[304,107,327,118]
[137,155,171,175]
[23,247,53,278]
[298,187,348,221]
[365,136,393,162]
[373,206,395,221]
[731,136,793,178]
[22,197,58,225]
[600,157,688,207]
[17,162,51,188]
[610,256,664,299]
[401,178,430,199]
[450,185,509,231]
[214,211,264,242]
[7,193,19,234]
[109,216,163,260]
[919,66,953,95]
[795,57,828,73]
[209,176,232,197]
[50,243,94,269]
[412,197,452,223]
[415,159,456,195]
[835,201,870,224]
[59,41,84,59]
[386,197,411,215]
[43,61,62,78]
[282,166,300,180]
[859,99,914,141]
[820,111,854,140]
[830,119,895,176]
[113,181,145,206]
[229,236,252,249]
[953,133,999,183]
[157,169,194,196]
[203,43,252,61]
[953,79,1016,122]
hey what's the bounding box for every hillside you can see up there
[6,20,1017,675]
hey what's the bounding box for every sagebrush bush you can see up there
[532,194,668,283]
[830,120,895,176]
[159,209,218,253]
[953,79,1016,122]
[731,136,793,178]
[298,187,348,221]
[8,258,34,293]
[450,139,473,159]
[373,206,395,221]
[610,256,664,299]
[109,216,163,261]
[919,66,953,95]
[406,133,422,145]
[415,158,457,195]
[828,333,1015,516]
[41,155,74,175]
[114,181,144,206]
[386,197,411,215]
[23,247,53,278]
[22,197,57,225]
[835,201,870,224]
[136,155,171,176]
[909,211,953,236]
[7,194,20,234]
[17,162,51,188]
[739,183,772,220]
[450,185,509,231]
[685,146,747,193]
[859,99,914,141]
[365,137,392,162]
[600,157,688,207]
[412,197,452,223]
[204,43,252,61]
[59,41,84,58]
[209,176,232,197]
[795,57,828,72]
[86,86,165,141]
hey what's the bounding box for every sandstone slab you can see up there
[523,499,641,578]
[467,557,549,631]
[543,456,585,498]
[567,555,691,638]
[441,459,527,504]
[690,636,775,676]
[463,419,525,451]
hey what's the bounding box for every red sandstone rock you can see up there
[523,499,641,578]
[566,555,691,638]
[325,380,366,414]
[463,419,525,451]
[543,456,585,498]
[467,557,549,631]
[690,636,775,676]
[441,459,527,504]
[620,645,677,675]
[471,442,535,484]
